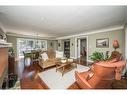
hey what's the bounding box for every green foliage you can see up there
[124,70,127,76]
[89,51,111,62]
[8,47,15,57]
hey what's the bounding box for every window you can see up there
[17,38,47,57]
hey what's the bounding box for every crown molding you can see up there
[6,33,49,40]
[6,25,124,40]
[6,33,57,41]
[56,25,124,40]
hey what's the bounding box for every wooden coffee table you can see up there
[56,61,77,76]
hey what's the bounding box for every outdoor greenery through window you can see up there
[17,38,47,57]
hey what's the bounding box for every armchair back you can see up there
[75,61,126,89]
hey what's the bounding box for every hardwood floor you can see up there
[17,58,127,89]
[68,82,81,89]
[16,58,88,89]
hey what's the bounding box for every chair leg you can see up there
[24,58,26,68]
[43,68,45,71]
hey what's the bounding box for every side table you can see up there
[112,79,127,89]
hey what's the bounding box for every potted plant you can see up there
[89,51,111,62]
[8,47,15,57]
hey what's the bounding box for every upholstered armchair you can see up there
[38,49,64,70]
[75,61,126,89]
[38,49,56,70]
[39,58,55,70]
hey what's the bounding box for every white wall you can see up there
[125,26,127,60]
[70,37,75,58]
[58,40,64,51]
[124,25,127,75]
[47,40,58,50]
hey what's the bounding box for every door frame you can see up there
[75,36,88,65]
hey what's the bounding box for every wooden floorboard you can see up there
[68,82,81,89]
[17,59,88,89]
[17,59,127,89]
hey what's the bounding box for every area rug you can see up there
[38,64,90,89]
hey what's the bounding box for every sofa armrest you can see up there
[75,71,92,89]
[39,57,45,64]
[38,57,42,61]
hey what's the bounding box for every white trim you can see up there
[6,25,124,40]
[56,25,124,40]
[0,39,12,47]
[7,33,54,40]
[74,37,77,59]
[77,39,81,58]
[125,24,127,60]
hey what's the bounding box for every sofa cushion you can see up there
[56,51,64,58]
[41,53,48,61]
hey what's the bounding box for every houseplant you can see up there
[89,51,111,62]
[123,70,127,79]
[8,47,15,57]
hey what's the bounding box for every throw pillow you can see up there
[56,51,64,58]
[86,72,94,80]
[41,53,48,61]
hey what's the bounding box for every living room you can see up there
[0,5,127,91]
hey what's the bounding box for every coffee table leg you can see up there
[73,63,77,68]
[62,67,65,76]
[56,64,58,72]
[76,63,77,68]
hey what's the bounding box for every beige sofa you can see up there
[38,49,60,70]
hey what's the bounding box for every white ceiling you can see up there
[0,6,127,39]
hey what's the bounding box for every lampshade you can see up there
[113,40,119,50]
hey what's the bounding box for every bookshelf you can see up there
[64,41,70,58]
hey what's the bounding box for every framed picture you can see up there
[96,38,109,48]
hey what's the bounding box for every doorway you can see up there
[77,37,87,65]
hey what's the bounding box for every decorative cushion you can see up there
[61,59,67,63]
[86,72,94,80]
[56,51,64,58]
[41,53,48,61]
[68,58,73,62]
